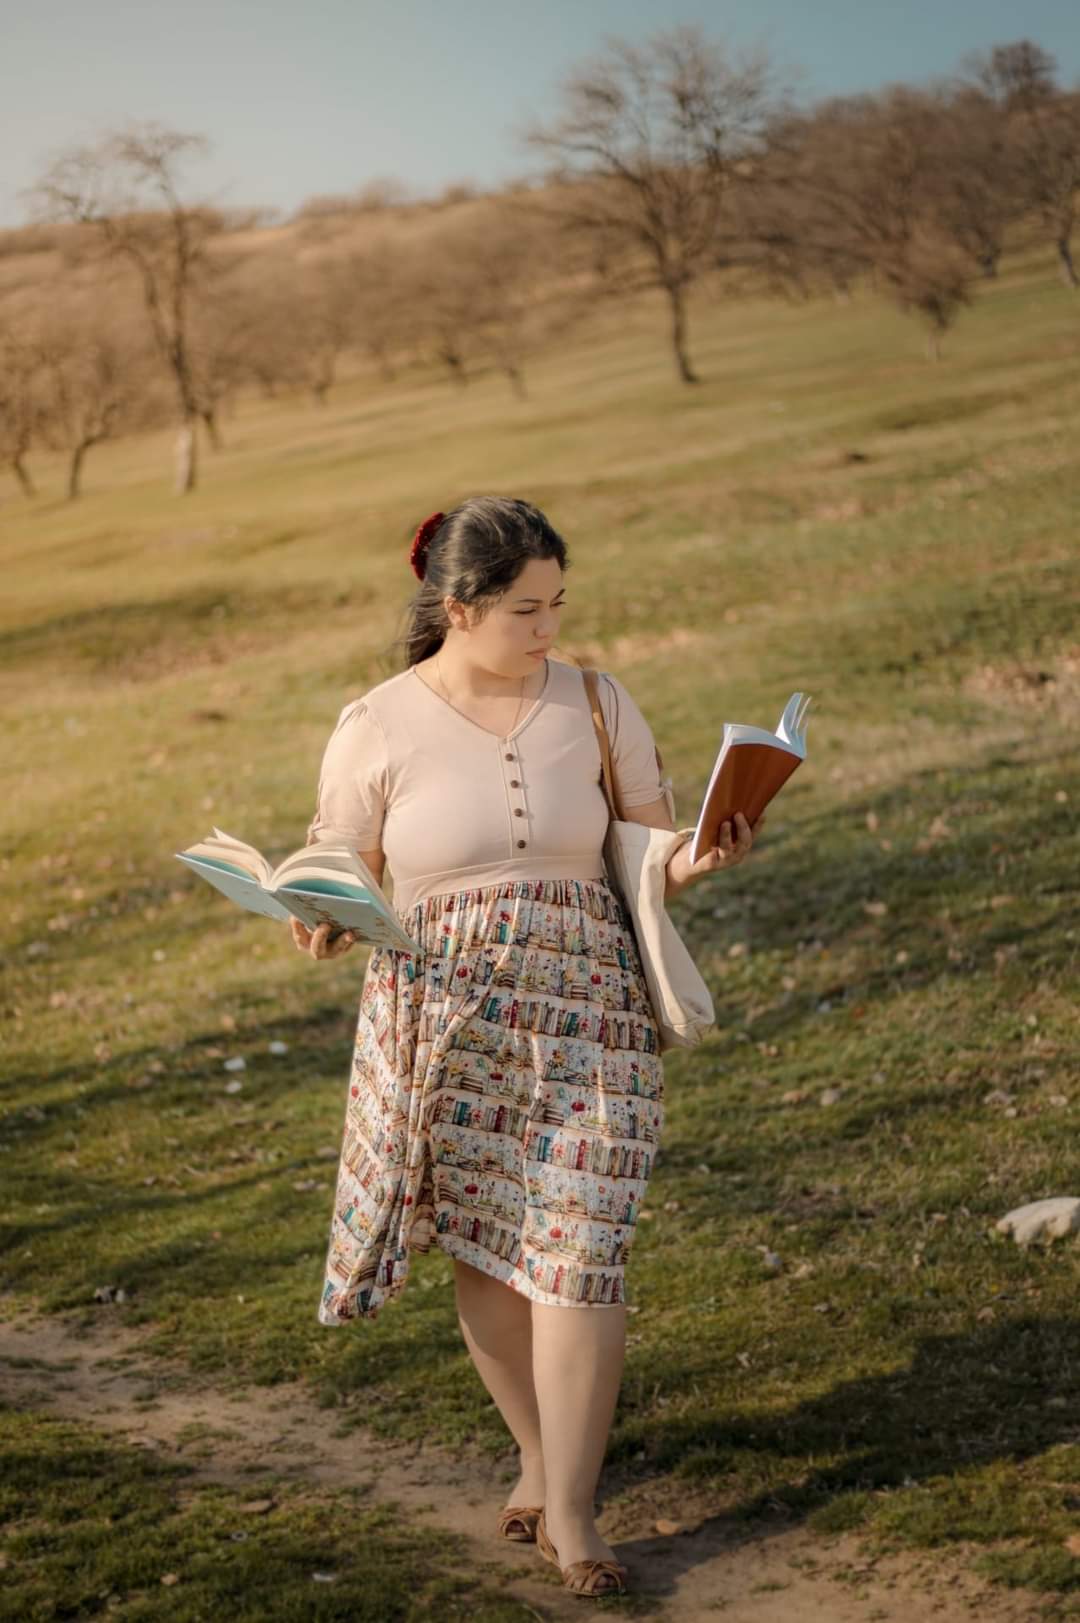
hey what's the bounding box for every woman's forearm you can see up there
[665,812,763,900]
[664,842,694,903]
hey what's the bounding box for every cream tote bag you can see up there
[582,668,716,1052]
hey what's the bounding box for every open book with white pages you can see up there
[688,692,812,866]
[174,828,422,954]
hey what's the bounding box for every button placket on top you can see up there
[501,740,528,850]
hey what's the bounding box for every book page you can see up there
[192,829,274,886]
[271,843,381,894]
[174,853,294,921]
[775,693,812,752]
[270,841,396,924]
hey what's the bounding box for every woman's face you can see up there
[452,556,566,677]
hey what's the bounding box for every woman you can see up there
[293,497,763,1598]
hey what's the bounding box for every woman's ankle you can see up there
[542,1498,596,1526]
[511,1450,546,1495]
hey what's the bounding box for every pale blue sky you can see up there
[5,0,1080,228]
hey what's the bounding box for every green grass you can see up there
[0,1405,533,1621]
[3,243,1079,1603]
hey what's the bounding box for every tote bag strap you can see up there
[583,666,672,824]
[582,667,623,822]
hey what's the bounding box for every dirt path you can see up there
[0,1308,1040,1622]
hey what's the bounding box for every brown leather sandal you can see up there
[535,1509,629,1597]
[496,1504,543,1542]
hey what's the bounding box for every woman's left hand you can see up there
[666,812,766,896]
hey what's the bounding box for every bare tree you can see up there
[886,229,973,360]
[201,242,399,406]
[967,39,1059,112]
[765,90,979,356]
[188,271,257,439]
[1011,92,1080,287]
[293,175,410,223]
[722,123,863,302]
[930,87,1018,278]
[406,205,587,399]
[965,41,1080,287]
[353,176,411,213]
[218,255,309,399]
[524,25,781,383]
[38,313,147,499]
[293,255,361,405]
[0,330,46,496]
[467,214,544,397]
[345,240,414,382]
[404,252,477,387]
[33,122,225,489]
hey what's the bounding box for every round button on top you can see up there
[516,839,527,849]
[514,808,525,817]
[509,779,521,788]
[504,753,514,762]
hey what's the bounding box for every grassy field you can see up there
[0,1403,530,1622]
[3,246,1079,1612]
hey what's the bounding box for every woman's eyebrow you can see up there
[513,591,567,604]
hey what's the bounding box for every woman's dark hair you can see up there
[398,496,569,667]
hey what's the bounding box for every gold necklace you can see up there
[436,650,529,737]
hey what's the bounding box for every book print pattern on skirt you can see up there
[318,876,665,1323]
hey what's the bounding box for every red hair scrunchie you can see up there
[409,511,445,581]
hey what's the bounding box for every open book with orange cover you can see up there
[688,692,812,866]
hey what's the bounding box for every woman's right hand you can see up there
[290,918,358,960]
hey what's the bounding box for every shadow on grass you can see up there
[0,580,373,680]
[633,1311,1079,1491]
[606,1313,1080,1593]
[677,724,1078,1034]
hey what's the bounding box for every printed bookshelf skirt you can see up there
[318,875,665,1323]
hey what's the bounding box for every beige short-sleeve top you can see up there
[306,657,666,918]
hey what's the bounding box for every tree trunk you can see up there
[665,281,699,384]
[503,360,528,400]
[200,408,223,450]
[12,453,35,496]
[442,349,468,387]
[311,349,336,405]
[174,419,197,494]
[67,440,90,500]
[171,338,200,492]
[1057,234,1079,289]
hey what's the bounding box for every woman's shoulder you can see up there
[549,656,619,694]
[333,669,414,728]
[577,662,632,714]
[548,657,632,714]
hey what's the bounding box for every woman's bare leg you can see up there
[531,1298,627,1570]
[452,1258,546,1509]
